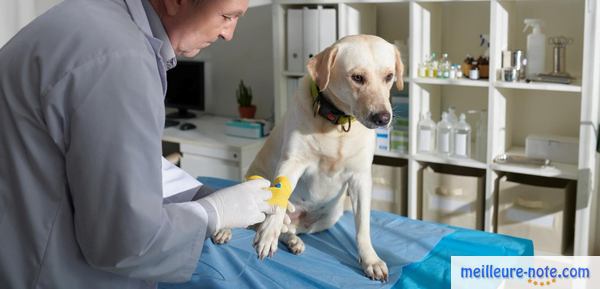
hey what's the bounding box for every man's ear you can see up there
[306,45,338,91]
[163,0,184,16]
[394,47,404,91]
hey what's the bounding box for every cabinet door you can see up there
[181,153,240,181]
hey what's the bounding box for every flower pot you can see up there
[239,105,256,119]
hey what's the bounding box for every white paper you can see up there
[161,157,202,198]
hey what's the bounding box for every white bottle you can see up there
[449,65,457,79]
[417,112,436,153]
[447,106,458,125]
[452,113,471,158]
[456,64,463,78]
[436,112,452,155]
[441,53,450,79]
[429,53,438,78]
[418,54,428,78]
[523,19,546,78]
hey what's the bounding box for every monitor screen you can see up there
[165,60,204,118]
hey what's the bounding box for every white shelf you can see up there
[490,162,578,180]
[375,150,409,159]
[494,80,582,93]
[283,71,306,77]
[413,77,489,87]
[273,0,598,255]
[413,153,487,169]
[490,148,578,180]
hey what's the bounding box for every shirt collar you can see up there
[138,0,177,70]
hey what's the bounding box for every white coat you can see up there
[0,0,213,288]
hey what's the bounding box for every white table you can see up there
[162,115,265,181]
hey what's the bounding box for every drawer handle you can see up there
[435,187,464,197]
[515,197,545,210]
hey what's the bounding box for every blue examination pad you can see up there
[159,178,532,289]
[160,211,453,289]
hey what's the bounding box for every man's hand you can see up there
[197,179,274,233]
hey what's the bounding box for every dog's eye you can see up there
[385,73,394,82]
[351,74,365,84]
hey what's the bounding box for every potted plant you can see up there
[236,80,256,119]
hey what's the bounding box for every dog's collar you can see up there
[310,79,355,132]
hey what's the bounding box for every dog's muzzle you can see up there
[369,111,391,127]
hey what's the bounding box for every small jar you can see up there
[456,64,463,78]
[469,61,479,80]
[449,65,457,79]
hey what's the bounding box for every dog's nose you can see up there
[370,111,391,126]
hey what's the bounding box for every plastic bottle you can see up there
[456,64,463,78]
[449,65,457,79]
[447,106,458,125]
[436,112,452,155]
[429,53,438,78]
[523,19,546,78]
[441,53,450,79]
[417,112,436,153]
[452,113,471,158]
[418,54,428,78]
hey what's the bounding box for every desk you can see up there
[162,115,265,181]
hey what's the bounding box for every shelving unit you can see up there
[271,0,599,255]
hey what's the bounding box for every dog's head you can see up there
[307,35,404,129]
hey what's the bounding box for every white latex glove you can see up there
[197,179,274,232]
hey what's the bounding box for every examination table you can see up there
[159,177,533,289]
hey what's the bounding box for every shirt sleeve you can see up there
[55,50,209,282]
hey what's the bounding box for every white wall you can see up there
[0,0,61,47]
[35,0,61,16]
[196,5,274,119]
[0,0,37,46]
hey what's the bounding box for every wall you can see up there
[0,0,38,46]
[196,5,274,119]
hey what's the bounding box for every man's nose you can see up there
[219,21,238,41]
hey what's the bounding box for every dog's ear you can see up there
[394,47,404,91]
[307,45,338,91]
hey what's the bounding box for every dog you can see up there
[212,35,404,281]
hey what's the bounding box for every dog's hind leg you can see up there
[280,232,305,255]
[211,228,232,244]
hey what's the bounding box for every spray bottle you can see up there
[523,19,546,79]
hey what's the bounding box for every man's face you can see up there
[163,0,249,57]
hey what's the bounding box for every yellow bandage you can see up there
[268,176,292,208]
[246,175,292,208]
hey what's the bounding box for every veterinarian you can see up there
[0,0,277,288]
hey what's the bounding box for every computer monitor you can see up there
[165,60,205,119]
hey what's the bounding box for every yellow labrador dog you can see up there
[213,35,403,281]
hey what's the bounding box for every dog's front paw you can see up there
[361,257,388,282]
[253,208,286,260]
[212,228,232,244]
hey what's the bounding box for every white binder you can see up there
[286,9,303,73]
[318,7,337,52]
[302,7,319,72]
